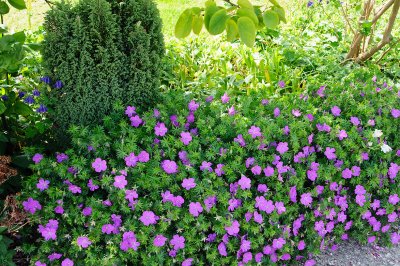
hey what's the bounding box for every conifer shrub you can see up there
[42,0,164,138]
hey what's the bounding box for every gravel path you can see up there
[316,240,400,266]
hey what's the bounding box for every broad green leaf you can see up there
[0,1,10,14]
[12,101,33,116]
[269,0,281,7]
[0,101,6,114]
[175,9,193,38]
[238,0,252,9]
[0,24,7,33]
[192,15,203,35]
[191,7,201,16]
[7,0,25,10]
[237,17,256,47]
[237,8,259,26]
[226,19,238,42]
[209,9,230,35]
[263,10,279,29]
[272,6,286,23]
[204,3,219,31]
[12,31,26,43]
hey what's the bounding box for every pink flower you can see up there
[278,80,285,88]
[243,252,253,263]
[61,259,74,266]
[238,175,251,190]
[155,122,168,137]
[182,258,193,266]
[154,234,167,247]
[23,198,42,214]
[337,130,348,140]
[331,106,341,116]
[274,107,280,117]
[218,242,227,256]
[391,109,400,118]
[225,220,240,235]
[125,153,138,167]
[275,201,286,214]
[388,194,399,205]
[182,178,196,190]
[324,147,336,160]
[161,160,178,174]
[114,175,127,189]
[37,179,50,191]
[251,165,262,175]
[125,106,136,117]
[391,232,400,244]
[137,151,150,162]
[228,106,236,116]
[170,234,185,250]
[130,115,142,127]
[189,202,203,217]
[298,240,306,250]
[263,166,274,177]
[92,158,107,172]
[253,211,263,224]
[248,126,262,138]
[272,237,286,249]
[139,211,159,226]
[32,153,43,164]
[342,168,352,179]
[300,193,312,207]
[350,116,360,126]
[292,109,301,117]
[354,185,366,195]
[180,132,192,145]
[221,93,230,103]
[77,236,91,248]
[188,100,199,111]
[307,170,317,181]
[276,142,289,154]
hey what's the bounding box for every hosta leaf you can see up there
[237,17,256,47]
[7,0,25,10]
[237,8,259,27]
[209,9,230,35]
[226,19,238,42]
[263,10,279,29]
[192,15,204,35]
[175,9,193,38]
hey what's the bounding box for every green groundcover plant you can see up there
[21,76,399,265]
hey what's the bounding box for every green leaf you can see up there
[263,10,279,29]
[175,9,193,38]
[0,101,6,115]
[12,31,26,43]
[0,226,7,234]
[12,101,33,116]
[7,0,25,10]
[238,0,252,9]
[209,9,230,35]
[272,6,286,23]
[192,15,203,35]
[191,7,201,16]
[226,19,239,42]
[0,1,10,14]
[204,2,219,31]
[0,24,7,33]
[237,17,256,47]
[269,0,281,7]
[237,8,259,27]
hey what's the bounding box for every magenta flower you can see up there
[342,168,352,179]
[125,153,138,167]
[130,115,142,127]
[180,132,192,145]
[350,116,360,126]
[139,211,159,226]
[170,234,185,250]
[243,252,253,263]
[228,106,236,116]
[77,236,91,248]
[182,178,196,190]
[331,106,341,116]
[114,175,127,189]
[278,80,285,88]
[225,220,240,235]
[82,207,92,216]
[238,175,251,190]
[234,134,246,147]
[276,142,289,154]
[87,179,99,191]
[391,232,400,244]
[23,198,42,214]
[354,185,366,195]
[137,151,150,162]
[35,261,45,266]
[102,224,115,234]
[253,211,263,224]
[274,107,280,117]
[275,201,286,214]
[154,234,167,247]
[120,231,140,251]
[92,158,107,172]
[161,160,178,174]
[272,237,286,249]
[38,219,58,241]
[125,106,136,117]
[337,130,348,140]
[289,186,297,202]
[215,164,225,176]
[248,126,262,138]
[307,170,317,181]
[300,193,312,207]
[255,196,275,213]
[218,242,227,256]
[324,147,337,160]
[391,109,400,118]
[221,93,230,103]
[388,163,399,179]
[61,259,74,266]
[36,178,50,191]
[263,166,274,177]
[292,109,301,117]
[200,161,213,172]
[298,240,306,250]
[388,194,399,205]
[155,122,168,137]
[182,258,193,266]
[188,100,199,112]
[56,153,68,163]
[356,194,366,206]
[32,153,43,164]
[189,202,203,217]
[352,166,361,176]
[54,206,64,214]
[48,253,62,261]
[251,165,262,175]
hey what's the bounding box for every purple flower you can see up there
[276,142,289,154]
[221,93,230,103]
[356,194,366,206]
[251,165,262,175]
[120,231,140,251]
[272,237,286,249]
[36,179,50,191]
[35,261,45,266]
[238,175,251,190]
[289,186,297,202]
[56,153,69,163]
[225,220,240,235]
[154,234,167,247]
[388,194,399,205]
[140,211,159,226]
[392,109,400,118]
[61,259,73,266]
[114,175,127,189]
[180,132,192,145]
[324,147,337,160]
[48,253,62,261]
[292,109,301,117]
[189,202,203,217]
[36,104,48,113]
[77,236,91,248]
[391,232,400,244]
[82,207,92,216]
[182,258,193,266]
[307,170,318,181]
[87,179,99,191]
[23,198,42,214]
[274,107,280,117]
[234,134,246,147]
[125,153,138,167]
[300,193,312,207]
[137,151,150,162]
[38,219,58,241]
[350,116,360,126]
[155,122,168,137]
[331,106,341,116]
[125,106,136,117]
[102,224,115,234]
[248,126,262,138]
[228,106,236,116]
[130,115,142,127]
[253,211,263,224]
[54,206,64,214]
[54,80,63,89]
[92,158,107,172]
[337,130,348,140]
[206,95,214,102]
[182,178,196,190]
[161,160,178,174]
[243,252,253,263]
[342,168,352,179]
[218,242,227,256]
[255,196,275,213]
[204,196,217,211]
[275,201,286,214]
[263,166,274,177]
[32,153,43,164]
[388,163,399,179]
[200,161,213,172]
[354,185,366,195]
[188,100,199,112]
[215,164,225,176]
[170,234,185,250]
[278,80,285,88]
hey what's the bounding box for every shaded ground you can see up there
[316,240,400,266]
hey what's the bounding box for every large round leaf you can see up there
[238,0,253,9]
[7,0,25,10]
[0,1,10,15]
[192,15,203,35]
[204,3,219,31]
[209,9,230,35]
[237,8,259,26]
[175,9,193,38]
[272,6,286,23]
[226,19,239,42]
[263,10,279,29]
[237,17,256,47]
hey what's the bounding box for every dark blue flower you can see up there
[19,91,26,98]
[307,1,314,7]
[33,89,41,97]
[54,80,63,89]
[24,96,35,104]
[36,104,48,113]
[40,76,51,84]
[1,95,8,101]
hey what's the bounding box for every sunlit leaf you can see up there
[237,17,256,47]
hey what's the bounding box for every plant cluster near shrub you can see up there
[21,75,399,265]
[42,0,164,139]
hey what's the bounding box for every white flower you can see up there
[368,142,373,147]
[381,144,392,153]
[373,129,383,138]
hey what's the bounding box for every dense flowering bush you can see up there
[21,77,399,265]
